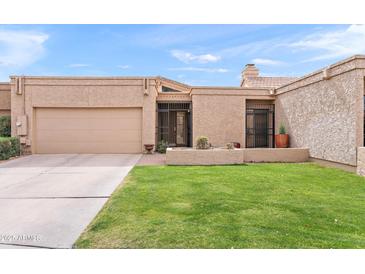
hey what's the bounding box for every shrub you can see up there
[226,142,234,149]
[0,116,11,137]
[279,124,287,135]
[157,140,168,154]
[9,137,20,156]
[0,137,20,160]
[0,138,12,160]
[196,136,209,149]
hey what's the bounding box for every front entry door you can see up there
[246,108,272,148]
[176,112,187,146]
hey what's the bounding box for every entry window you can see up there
[246,102,275,148]
[157,102,192,147]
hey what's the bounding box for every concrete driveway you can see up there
[0,154,141,249]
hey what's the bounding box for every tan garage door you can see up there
[34,108,142,154]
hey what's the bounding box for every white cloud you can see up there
[169,67,228,73]
[219,38,282,59]
[252,58,285,66]
[171,50,221,63]
[0,29,48,67]
[289,24,365,61]
[68,63,90,68]
[117,65,130,69]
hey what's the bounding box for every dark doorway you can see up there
[246,104,274,148]
[157,102,192,147]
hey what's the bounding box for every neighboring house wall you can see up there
[275,56,365,166]
[191,88,273,148]
[0,83,11,116]
[10,77,157,153]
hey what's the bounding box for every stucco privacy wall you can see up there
[0,83,11,116]
[10,77,157,153]
[191,88,273,148]
[275,56,365,166]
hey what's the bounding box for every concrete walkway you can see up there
[137,153,166,166]
[0,154,141,249]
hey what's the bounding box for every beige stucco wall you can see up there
[275,56,365,166]
[166,147,309,165]
[191,88,274,148]
[0,83,11,116]
[10,77,157,153]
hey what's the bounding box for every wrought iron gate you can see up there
[246,104,274,148]
[157,102,192,147]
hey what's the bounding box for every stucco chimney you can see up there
[240,64,259,87]
[242,64,259,79]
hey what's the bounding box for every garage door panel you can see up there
[36,142,141,154]
[37,108,142,119]
[37,117,142,131]
[36,129,141,143]
[35,108,142,154]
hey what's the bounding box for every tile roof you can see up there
[241,76,298,89]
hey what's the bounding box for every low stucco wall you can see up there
[166,148,309,165]
[244,148,309,163]
[356,147,365,176]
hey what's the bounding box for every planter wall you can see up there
[166,148,243,165]
[166,147,309,165]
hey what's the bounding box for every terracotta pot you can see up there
[275,134,289,148]
[144,144,154,154]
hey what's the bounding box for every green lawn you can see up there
[75,163,365,248]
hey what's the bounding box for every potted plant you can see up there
[275,124,289,148]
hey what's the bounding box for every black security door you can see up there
[246,106,274,148]
[253,110,269,147]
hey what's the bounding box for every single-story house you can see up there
[1,55,365,171]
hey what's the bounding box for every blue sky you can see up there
[0,24,364,85]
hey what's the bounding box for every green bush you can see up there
[0,138,12,160]
[0,116,11,137]
[157,140,168,154]
[9,137,20,156]
[0,137,20,160]
[196,136,209,149]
